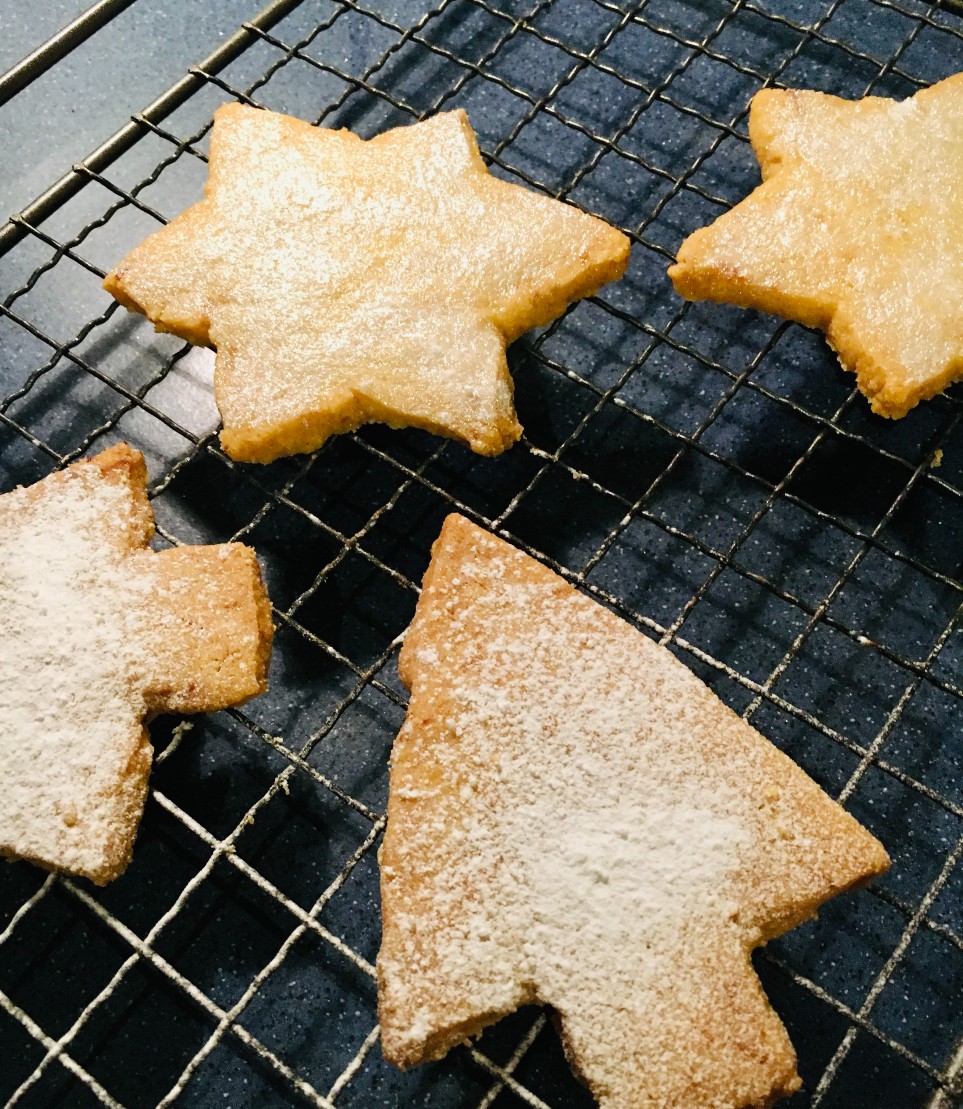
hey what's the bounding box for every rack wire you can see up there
[0,0,961,1105]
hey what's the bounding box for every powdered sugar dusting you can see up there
[395,559,751,1083]
[528,798,745,958]
[379,517,889,1107]
[380,528,757,1094]
[0,468,153,878]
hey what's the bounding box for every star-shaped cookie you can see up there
[669,73,963,417]
[378,514,889,1108]
[104,105,630,462]
[0,444,273,884]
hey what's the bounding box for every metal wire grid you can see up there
[0,0,961,1105]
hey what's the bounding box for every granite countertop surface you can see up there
[1,2,254,219]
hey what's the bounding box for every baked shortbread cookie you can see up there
[0,444,273,884]
[378,515,889,1109]
[104,105,630,462]
[669,73,963,418]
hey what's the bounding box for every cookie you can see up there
[104,105,630,462]
[378,514,889,1108]
[0,444,273,884]
[669,74,963,418]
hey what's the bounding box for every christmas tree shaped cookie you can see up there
[378,514,889,1108]
[670,73,963,418]
[105,105,630,462]
[0,444,273,884]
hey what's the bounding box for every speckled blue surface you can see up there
[0,1,962,1106]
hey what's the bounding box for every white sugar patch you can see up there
[527,798,747,954]
[0,469,153,874]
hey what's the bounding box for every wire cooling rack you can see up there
[1,0,962,1105]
